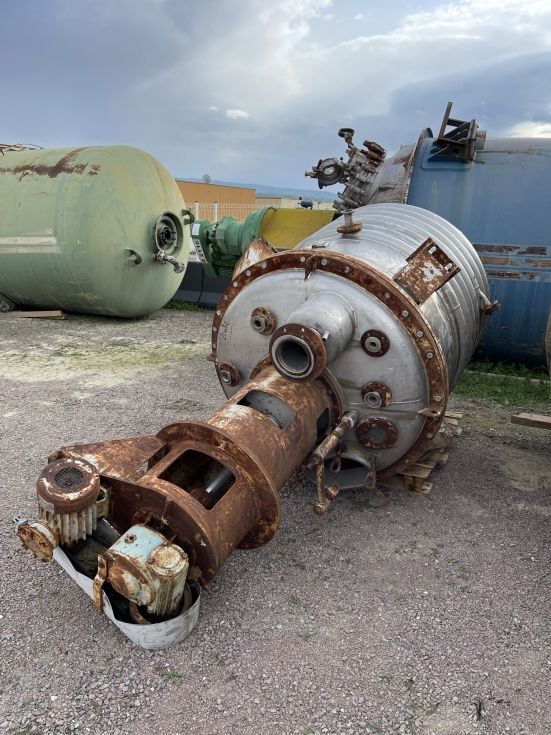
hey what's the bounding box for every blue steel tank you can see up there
[308,104,551,367]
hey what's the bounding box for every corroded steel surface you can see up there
[53,367,333,586]
[51,435,165,481]
[360,330,390,357]
[211,248,449,478]
[37,458,100,514]
[250,306,277,335]
[395,238,460,304]
[217,362,240,386]
[361,382,392,408]
[15,520,57,562]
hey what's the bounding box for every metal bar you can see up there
[308,410,359,468]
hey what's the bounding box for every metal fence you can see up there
[191,202,263,221]
[191,200,329,222]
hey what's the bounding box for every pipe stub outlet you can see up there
[269,323,327,382]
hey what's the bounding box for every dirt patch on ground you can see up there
[0,335,209,387]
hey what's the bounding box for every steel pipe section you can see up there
[270,292,356,380]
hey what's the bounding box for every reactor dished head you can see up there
[36,458,100,515]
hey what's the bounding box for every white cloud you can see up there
[3,0,551,186]
[225,109,251,120]
[354,13,364,20]
[507,121,551,137]
[289,0,551,122]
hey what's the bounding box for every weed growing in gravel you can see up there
[298,629,317,641]
[164,300,214,312]
[404,713,417,734]
[290,594,302,606]
[423,702,440,715]
[159,668,184,680]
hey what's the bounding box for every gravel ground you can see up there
[0,309,549,735]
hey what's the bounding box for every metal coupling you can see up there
[154,251,186,273]
[14,517,58,562]
[336,210,362,235]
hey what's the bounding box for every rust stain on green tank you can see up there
[0,148,97,180]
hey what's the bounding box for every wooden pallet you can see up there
[0,309,66,319]
[511,412,551,430]
[380,412,463,495]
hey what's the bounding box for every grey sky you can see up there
[2,0,551,188]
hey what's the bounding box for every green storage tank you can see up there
[0,145,191,317]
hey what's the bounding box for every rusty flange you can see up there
[15,520,58,562]
[360,330,390,357]
[270,322,327,381]
[356,418,399,449]
[361,382,392,408]
[250,306,277,335]
[217,362,240,387]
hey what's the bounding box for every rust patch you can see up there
[0,148,99,180]
[395,238,460,304]
[250,306,277,335]
[491,271,536,280]
[356,418,399,449]
[217,362,240,387]
[51,435,165,482]
[360,329,390,357]
[37,458,100,514]
[473,243,548,256]
[480,256,512,266]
